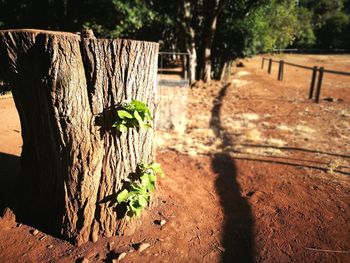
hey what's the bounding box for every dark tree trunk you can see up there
[199,0,226,83]
[198,0,219,83]
[0,29,159,245]
[181,0,197,84]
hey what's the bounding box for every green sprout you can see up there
[116,162,165,218]
[112,100,152,133]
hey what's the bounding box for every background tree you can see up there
[0,0,349,85]
[297,0,350,48]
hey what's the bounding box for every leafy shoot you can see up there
[112,100,152,133]
[116,162,165,219]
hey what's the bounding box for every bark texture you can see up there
[199,0,226,83]
[0,29,159,244]
[181,0,197,83]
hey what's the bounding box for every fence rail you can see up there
[261,57,350,103]
[158,51,191,84]
[272,48,350,54]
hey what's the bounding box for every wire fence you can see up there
[261,57,350,103]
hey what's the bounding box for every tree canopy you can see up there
[0,0,349,82]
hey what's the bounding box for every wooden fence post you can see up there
[308,66,318,99]
[278,60,284,81]
[187,54,191,83]
[261,57,265,69]
[281,60,284,80]
[182,54,187,79]
[268,59,272,74]
[315,67,324,103]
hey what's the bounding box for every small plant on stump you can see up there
[117,162,165,218]
[112,100,152,133]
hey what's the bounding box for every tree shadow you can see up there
[210,83,255,262]
[0,152,21,215]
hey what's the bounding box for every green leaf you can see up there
[131,100,148,112]
[113,100,152,133]
[117,189,129,203]
[150,163,161,172]
[134,110,147,129]
[151,163,165,177]
[118,124,128,133]
[148,174,157,184]
[117,109,133,119]
[134,207,142,217]
[116,161,164,219]
[130,199,141,209]
[140,174,150,187]
[130,182,142,191]
[138,195,148,208]
[147,181,155,192]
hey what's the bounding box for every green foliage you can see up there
[82,0,157,38]
[316,10,349,48]
[112,100,152,133]
[213,0,299,66]
[0,0,349,83]
[298,0,350,48]
[116,162,165,218]
[300,0,346,28]
[293,7,316,48]
[248,0,299,52]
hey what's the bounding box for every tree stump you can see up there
[0,29,159,245]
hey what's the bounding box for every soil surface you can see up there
[0,54,349,262]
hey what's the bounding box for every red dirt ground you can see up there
[0,54,349,263]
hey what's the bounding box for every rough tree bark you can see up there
[199,0,225,83]
[0,29,159,245]
[181,0,197,84]
[199,0,226,83]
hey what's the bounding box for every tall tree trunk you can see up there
[200,0,226,83]
[181,0,197,84]
[0,29,159,245]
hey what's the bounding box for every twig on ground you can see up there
[305,247,350,253]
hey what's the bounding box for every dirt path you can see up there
[1,55,350,262]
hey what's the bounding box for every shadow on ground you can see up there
[0,152,20,215]
[210,83,255,263]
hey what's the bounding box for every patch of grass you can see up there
[277,125,293,132]
[244,129,262,142]
[265,138,286,147]
[295,125,315,135]
[239,113,260,121]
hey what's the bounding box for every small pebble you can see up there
[217,246,226,252]
[108,241,115,250]
[138,242,151,252]
[32,229,39,236]
[75,257,89,263]
[47,245,54,249]
[117,252,127,261]
[155,219,167,226]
